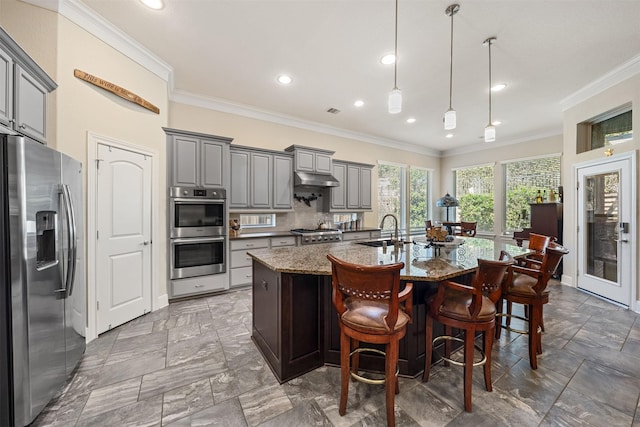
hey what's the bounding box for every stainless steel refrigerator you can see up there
[0,135,85,426]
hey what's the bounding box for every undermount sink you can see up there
[356,239,404,247]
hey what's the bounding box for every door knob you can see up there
[143,240,150,245]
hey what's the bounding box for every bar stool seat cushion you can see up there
[431,289,496,322]
[508,274,551,298]
[342,298,410,334]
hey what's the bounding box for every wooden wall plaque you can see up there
[74,69,160,114]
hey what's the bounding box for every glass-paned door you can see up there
[577,155,634,307]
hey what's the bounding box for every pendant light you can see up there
[444,4,459,130]
[388,0,402,114]
[484,37,496,142]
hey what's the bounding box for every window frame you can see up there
[501,153,562,235]
[453,162,495,233]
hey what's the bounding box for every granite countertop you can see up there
[230,227,381,240]
[247,237,530,282]
[229,230,295,240]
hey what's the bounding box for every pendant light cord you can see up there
[488,38,493,125]
[393,0,398,90]
[448,8,454,109]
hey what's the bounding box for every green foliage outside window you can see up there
[458,193,494,231]
[409,168,429,232]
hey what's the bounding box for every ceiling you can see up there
[79,0,640,155]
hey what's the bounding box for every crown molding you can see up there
[36,0,173,82]
[170,90,442,157]
[441,129,562,158]
[560,53,640,111]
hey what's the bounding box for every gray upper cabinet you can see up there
[273,155,293,209]
[285,145,334,174]
[172,135,199,186]
[250,152,272,209]
[326,160,373,211]
[230,146,292,211]
[0,27,57,144]
[230,149,250,207]
[330,162,347,210]
[201,139,225,187]
[15,64,48,143]
[0,46,12,128]
[165,128,232,189]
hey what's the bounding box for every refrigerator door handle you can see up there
[62,184,78,296]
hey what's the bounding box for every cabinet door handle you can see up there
[246,244,254,247]
[261,280,268,291]
[19,124,26,129]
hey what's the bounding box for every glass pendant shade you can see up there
[484,124,496,142]
[388,88,402,114]
[444,109,456,130]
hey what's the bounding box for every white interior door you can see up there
[577,155,635,307]
[96,143,152,333]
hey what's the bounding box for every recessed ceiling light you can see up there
[139,0,164,10]
[446,133,454,138]
[380,54,396,65]
[277,75,292,85]
[406,117,416,124]
[354,100,365,107]
[492,120,502,126]
[491,83,507,92]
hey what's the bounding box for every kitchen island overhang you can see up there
[247,238,530,383]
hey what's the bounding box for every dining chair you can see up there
[455,221,477,237]
[423,251,513,412]
[496,243,568,369]
[327,254,413,427]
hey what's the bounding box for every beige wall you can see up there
[563,73,640,304]
[2,2,170,326]
[169,102,441,228]
[440,134,563,234]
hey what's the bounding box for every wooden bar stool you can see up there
[327,254,413,427]
[423,251,513,412]
[506,233,552,331]
[496,243,568,369]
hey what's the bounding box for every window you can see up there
[409,167,431,235]
[378,163,406,235]
[454,165,494,232]
[503,156,561,233]
[238,214,275,228]
[577,105,633,153]
[591,110,632,149]
[377,163,431,237]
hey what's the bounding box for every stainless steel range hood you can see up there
[294,171,340,188]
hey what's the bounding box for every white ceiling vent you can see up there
[326,107,340,114]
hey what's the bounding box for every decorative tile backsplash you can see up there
[229,191,362,232]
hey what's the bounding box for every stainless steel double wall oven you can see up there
[169,186,226,279]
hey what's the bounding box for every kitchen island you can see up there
[247,237,529,382]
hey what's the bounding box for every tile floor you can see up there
[33,281,640,426]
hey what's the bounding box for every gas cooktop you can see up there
[290,228,342,244]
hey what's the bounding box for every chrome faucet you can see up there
[380,213,399,243]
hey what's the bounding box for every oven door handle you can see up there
[171,198,225,204]
[172,236,226,244]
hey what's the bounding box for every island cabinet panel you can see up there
[252,262,280,362]
[251,262,324,383]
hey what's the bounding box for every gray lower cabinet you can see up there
[327,161,373,211]
[0,28,57,144]
[165,128,232,188]
[230,236,296,288]
[230,146,293,210]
